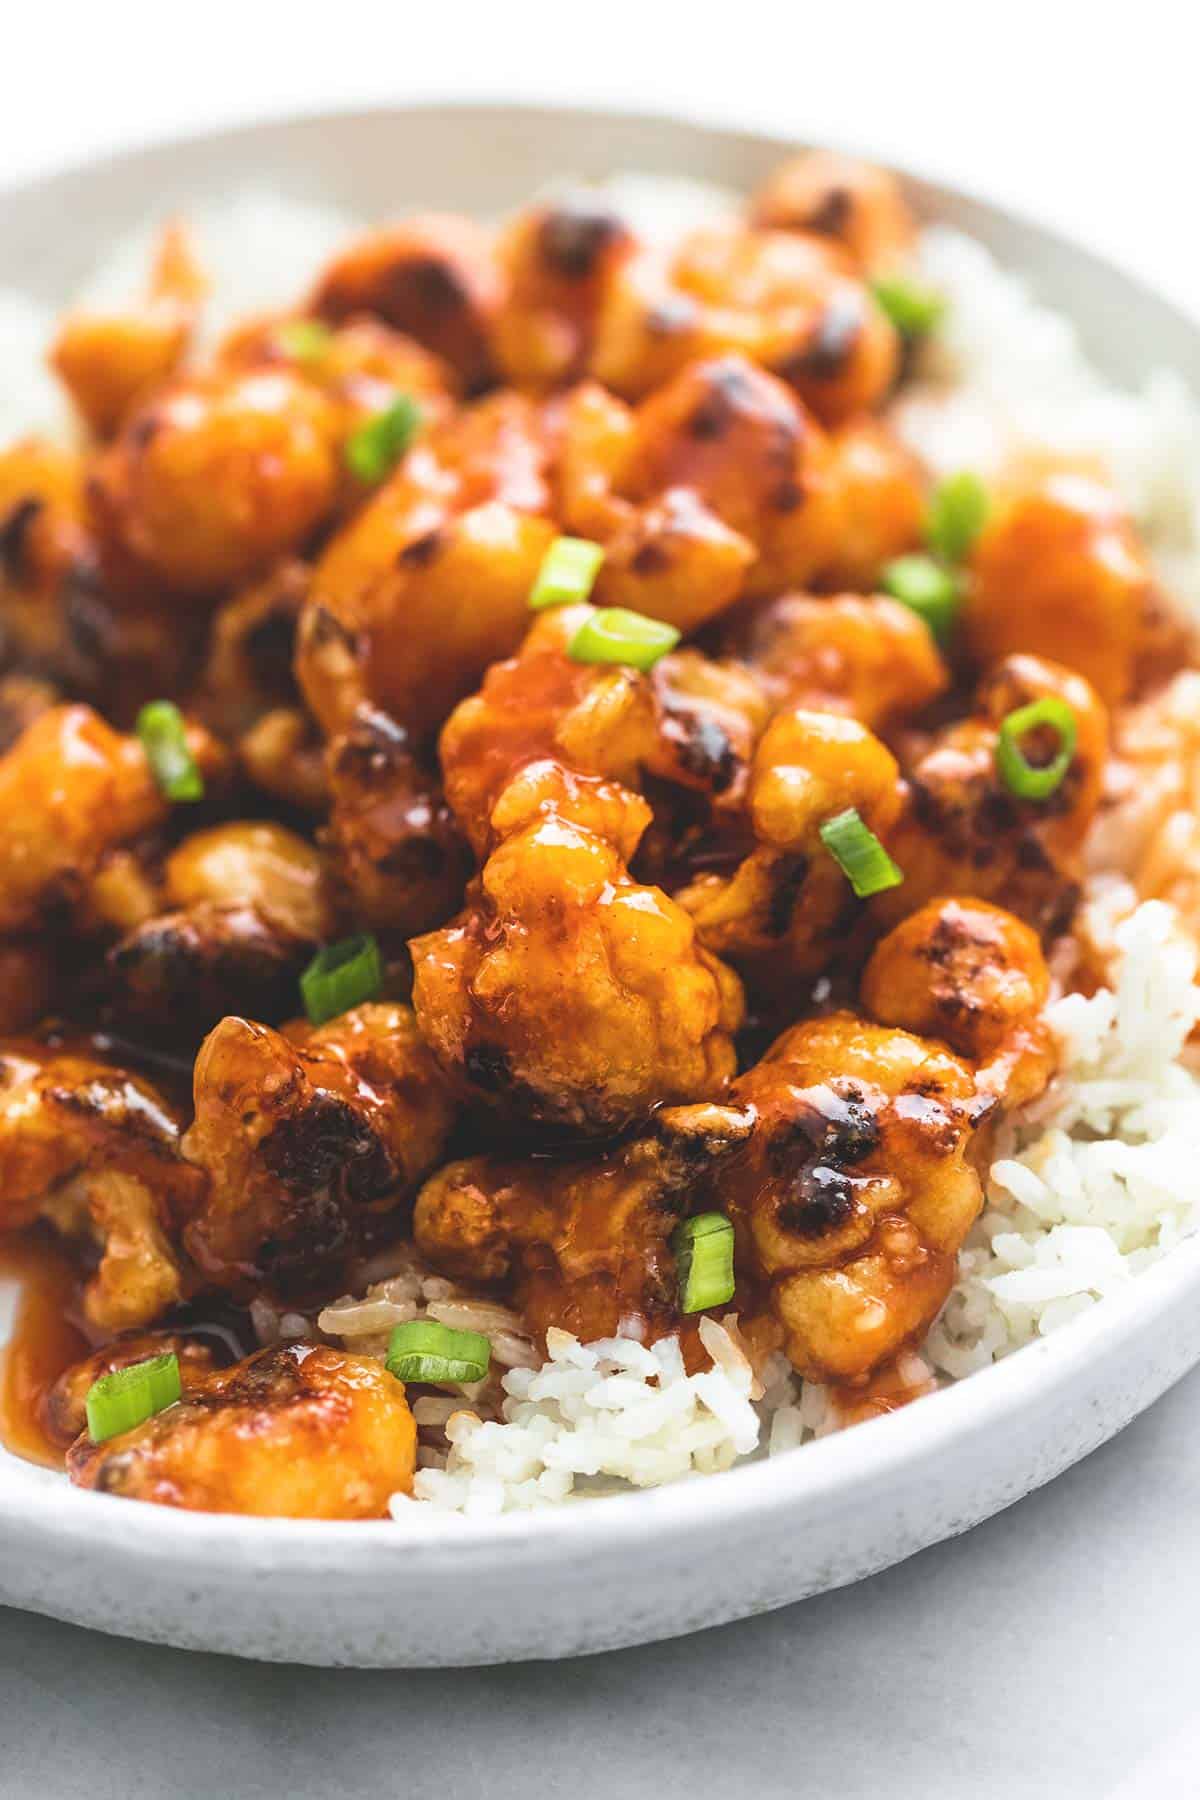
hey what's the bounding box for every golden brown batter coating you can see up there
[67,1342,417,1517]
[410,765,744,1134]
[310,213,501,391]
[724,1012,992,1382]
[0,1040,200,1331]
[493,191,638,390]
[965,474,1156,709]
[415,1101,755,1345]
[181,1002,457,1297]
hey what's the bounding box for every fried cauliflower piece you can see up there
[493,190,638,389]
[42,1332,219,1449]
[324,703,470,935]
[50,221,206,439]
[410,763,744,1134]
[884,654,1109,940]
[965,474,1158,709]
[67,1342,417,1517]
[298,393,557,738]
[676,706,904,984]
[590,221,901,424]
[309,213,501,391]
[181,1002,457,1297]
[0,1041,200,1331]
[91,368,340,594]
[0,703,222,935]
[861,896,1054,1106]
[220,312,456,434]
[725,1013,992,1382]
[722,590,947,727]
[415,1101,755,1344]
[749,151,915,272]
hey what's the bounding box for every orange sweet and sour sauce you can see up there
[0,1233,90,1468]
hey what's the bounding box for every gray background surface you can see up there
[2,1363,1197,1799]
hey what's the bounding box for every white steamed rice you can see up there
[5,172,1200,1513]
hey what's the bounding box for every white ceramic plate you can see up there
[3,103,1200,1668]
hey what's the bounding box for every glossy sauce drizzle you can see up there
[0,1232,90,1469]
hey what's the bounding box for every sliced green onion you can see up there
[567,606,680,672]
[819,807,904,899]
[870,272,946,340]
[277,318,333,365]
[344,393,421,484]
[672,1212,736,1315]
[136,700,204,802]
[85,1352,182,1444]
[300,932,382,1025]
[881,553,960,648]
[529,535,605,610]
[995,697,1078,801]
[385,1319,491,1384]
[925,471,990,564]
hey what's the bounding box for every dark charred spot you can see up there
[397,528,444,569]
[307,605,358,653]
[0,497,43,581]
[778,1163,857,1237]
[398,257,469,316]
[631,538,671,576]
[780,290,864,384]
[243,606,299,697]
[765,854,810,938]
[665,711,738,794]
[771,478,804,513]
[537,200,626,280]
[377,836,450,880]
[129,412,163,451]
[464,1040,516,1094]
[802,185,853,237]
[61,559,117,678]
[260,1091,396,1205]
[769,1081,880,1170]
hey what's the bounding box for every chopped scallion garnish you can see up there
[870,273,946,340]
[344,393,421,484]
[818,807,903,899]
[385,1320,491,1385]
[529,535,605,610]
[881,553,960,648]
[994,697,1078,801]
[672,1213,736,1315]
[277,318,333,365]
[300,933,383,1025]
[567,606,680,672]
[136,700,204,803]
[85,1352,182,1444]
[925,471,989,564]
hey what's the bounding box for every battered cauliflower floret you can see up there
[67,1342,417,1518]
[181,1002,457,1297]
[861,896,1054,1106]
[722,590,947,728]
[414,1101,755,1345]
[493,191,638,390]
[0,1041,200,1331]
[0,703,223,935]
[749,151,915,272]
[676,706,904,984]
[309,213,501,391]
[884,654,1109,939]
[410,765,744,1134]
[50,221,206,439]
[724,1012,991,1382]
[219,313,456,434]
[589,221,901,424]
[298,393,558,738]
[42,1332,219,1449]
[324,703,470,935]
[965,473,1158,709]
[91,368,340,595]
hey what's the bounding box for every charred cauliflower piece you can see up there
[415,1101,754,1345]
[181,1002,457,1297]
[749,151,915,272]
[67,1342,417,1517]
[42,1332,219,1449]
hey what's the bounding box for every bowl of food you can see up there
[2,101,1200,1667]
